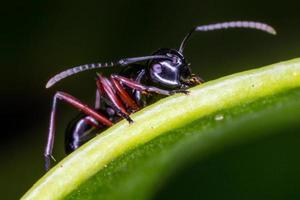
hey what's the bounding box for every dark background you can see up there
[1,1,300,199]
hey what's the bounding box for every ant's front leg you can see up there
[111,75,189,96]
[45,91,113,171]
[96,74,133,123]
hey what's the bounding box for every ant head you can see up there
[148,48,202,88]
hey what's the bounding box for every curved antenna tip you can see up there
[266,24,277,35]
[45,79,54,89]
[271,28,277,35]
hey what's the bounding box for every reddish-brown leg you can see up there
[111,77,139,111]
[96,74,133,123]
[95,89,101,109]
[45,91,113,171]
[111,75,189,95]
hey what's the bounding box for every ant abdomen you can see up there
[65,115,104,154]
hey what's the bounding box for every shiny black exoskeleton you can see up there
[45,21,276,170]
[65,48,202,154]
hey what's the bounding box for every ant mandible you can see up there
[44,21,276,171]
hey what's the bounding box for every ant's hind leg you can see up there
[44,91,113,171]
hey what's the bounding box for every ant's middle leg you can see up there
[95,89,101,110]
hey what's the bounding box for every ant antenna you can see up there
[46,55,171,88]
[178,21,276,53]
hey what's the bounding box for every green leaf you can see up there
[22,58,300,200]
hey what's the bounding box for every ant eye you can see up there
[153,63,162,73]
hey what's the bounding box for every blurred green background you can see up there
[1,0,300,199]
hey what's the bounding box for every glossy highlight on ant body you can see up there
[45,21,276,170]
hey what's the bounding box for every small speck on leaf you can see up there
[214,114,224,121]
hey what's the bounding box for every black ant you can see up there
[45,21,276,171]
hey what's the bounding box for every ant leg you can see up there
[45,91,113,171]
[96,74,133,123]
[111,75,189,96]
[95,89,101,109]
[111,77,139,111]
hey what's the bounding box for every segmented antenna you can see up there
[46,55,171,88]
[179,21,276,53]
